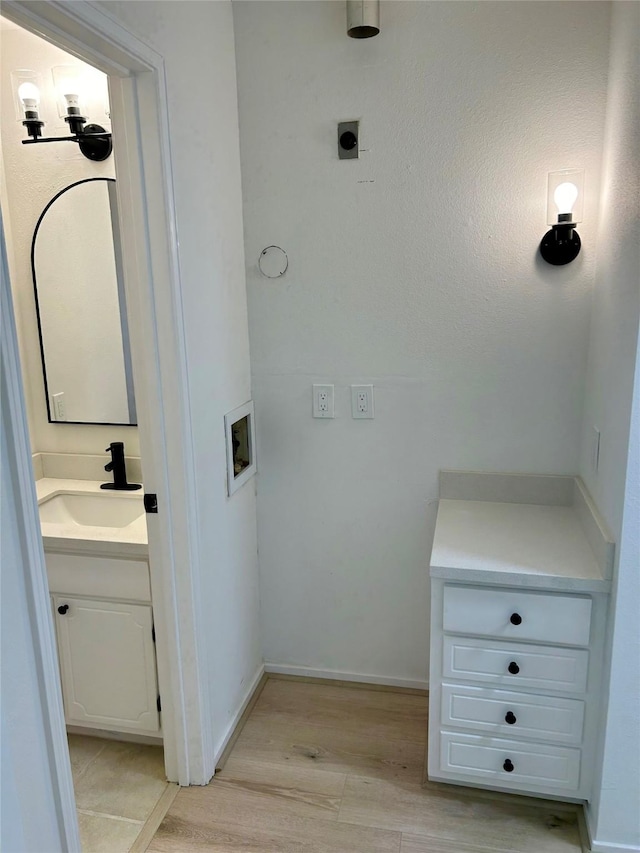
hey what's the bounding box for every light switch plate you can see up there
[351,385,374,419]
[313,384,334,418]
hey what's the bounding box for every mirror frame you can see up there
[31,177,137,427]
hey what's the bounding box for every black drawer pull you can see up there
[508,661,520,675]
[57,604,69,615]
[505,711,517,725]
[503,758,515,773]
[510,612,522,625]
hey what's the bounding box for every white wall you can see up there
[34,180,130,424]
[1,222,71,853]
[1,375,67,853]
[233,0,611,684]
[95,0,262,759]
[579,3,640,849]
[0,23,140,454]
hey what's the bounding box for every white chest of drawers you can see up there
[426,486,613,803]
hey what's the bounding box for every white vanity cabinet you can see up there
[427,491,612,803]
[428,579,607,799]
[47,552,160,736]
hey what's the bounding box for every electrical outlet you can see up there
[313,384,334,418]
[592,426,601,473]
[52,392,66,421]
[351,384,374,419]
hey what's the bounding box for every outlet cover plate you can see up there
[313,384,335,418]
[351,385,374,419]
[52,392,66,421]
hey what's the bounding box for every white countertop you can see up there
[36,479,148,558]
[430,499,610,592]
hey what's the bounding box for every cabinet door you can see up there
[53,596,159,733]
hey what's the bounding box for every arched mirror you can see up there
[32,178,136,425]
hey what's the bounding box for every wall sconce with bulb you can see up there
[12,66,112,161]
[540,169,584,265]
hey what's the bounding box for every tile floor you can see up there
[68,734,169,853]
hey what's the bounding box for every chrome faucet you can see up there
[100,442,142,491]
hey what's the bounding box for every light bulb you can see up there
[18,81,40,109]
[554,182,579,217]
[62,90,81,111]
[52,66,86,117]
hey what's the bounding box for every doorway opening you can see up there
[0,17,169,850]
[1,1,212,849]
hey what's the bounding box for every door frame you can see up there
[1,0,212,836]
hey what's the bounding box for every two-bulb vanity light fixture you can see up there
[540,169,584,265]
[13,66,112,161]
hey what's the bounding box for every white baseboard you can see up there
[212,663,265,767]
[66,725,163,747]
[582,807,640,853]
[264,662,428,692]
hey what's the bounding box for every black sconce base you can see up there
[540,224,581,265]
[22,118,44,139]
[100,482,143,491]
[78,124,113,161]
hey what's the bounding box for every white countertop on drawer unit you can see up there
[430,499,610,592]
[36,479,148,558]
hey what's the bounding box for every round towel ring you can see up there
[259,245,288,278]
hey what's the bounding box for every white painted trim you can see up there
[583,803,640,853]
[588,839,640,853]
[2,0,212,785]
[264,663,429,691]
[212,664,266,769]
[1,216,81,850]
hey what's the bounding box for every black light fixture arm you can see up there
[22,122,112,162]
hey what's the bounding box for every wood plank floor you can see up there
[147,678,584,853]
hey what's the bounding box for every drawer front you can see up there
[443,585,592,646]
[440,731,581,790]
[442,636,589,693]
[441,683,585,744]
[46,552,151,602]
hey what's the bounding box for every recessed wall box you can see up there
[338,121,359,159]
[224,401,257,496]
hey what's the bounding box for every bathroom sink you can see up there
[39,491,144,529]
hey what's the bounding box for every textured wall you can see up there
[2,232,70,853]
[233,0,611,683]
[579,3,640,849]
[94,0,262,760]
[0,23,140,454]
[34,180,130,424]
